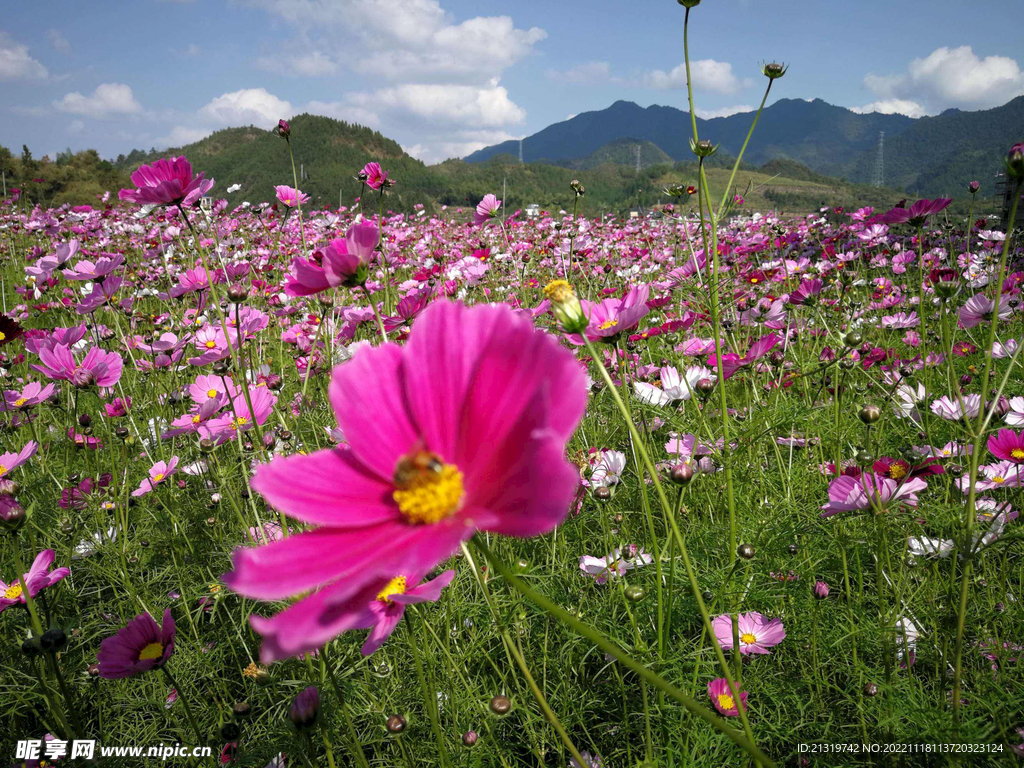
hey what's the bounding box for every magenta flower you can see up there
[988,429,1024,464]
[707,334,780,380]
[712,611,786,655]
[4,383,54,411]
[959,293,1014,329]
[876,198,952,227]
[0,550,70,613]
[708,678,748,716]
[285,221,380,296]
[362,162,389,190]
[820,473,928,517]
[96,609,176,678]
[572,285,650,343]
[474,194,502,225]
[224,301,586,659]
[132,457,180,497]
[274,185,310,209]
[253,569,454,662]
[118,156,214,208]
[0,441,38,479]
[61,253,124,282]
[31,344,123,389]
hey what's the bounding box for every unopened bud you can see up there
[761,62,788,79]
[690,138,718,158]
[543,280,588,334]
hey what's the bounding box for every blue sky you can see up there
[1,0,1022,164]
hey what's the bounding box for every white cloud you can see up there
[696,104,756,119]
[303,100,380,127]
[245,0,545,84]
[199,87,293,127]
[547,61,611,86]
[348,83,525,127]
[54,83,143,119]
[403,129,520,164]
[851,99,927,119]
[864,46,1024,113]
[47,30,71,55]
[257,50,338,77]
[67,119,85,134]
[642,59,751,94]
[155,125,214,148]
[0,33,49,81]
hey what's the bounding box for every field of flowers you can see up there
[3,16,1024,767]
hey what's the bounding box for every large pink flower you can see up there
[474,194,502,225]
[0,549,70,613]
[712,611,786,655]
[31,344,123,389]
[96,609,176,678]
[285,221,380,296]
[820,473,928,517]
[118,156,214,208]
[224,301,586,659]
[570,285,650,343]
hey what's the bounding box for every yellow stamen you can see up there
[152,473,164,482]
[4,582,24,600]
[13,398,26,407]
[0,332,6,341]
[888,464,907,480]
[0,465,8,477]
[233,415,249,429]
[993,476,1006,484]
[207,389,218,398]
[138,642,164,661]
[598,319,619,331]
[740,632,757,645]
[204,340,217,349]
[717,693,735,710]
[392,455,465,525]
[376,575,408,604]
[1011,449,1024,460]
[543,279,574,303]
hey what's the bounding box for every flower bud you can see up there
[863,682,879,697]
[276,119,291,139]
[289,685,319,729]
[669,463,694,485]
[968,181,980,194]
[737,543,755,560]
[761,62,788,80]
[624,584,645,602]
[843,331,863,347]
[570,179,586,196]
[677,0,702,6]
[813,580,830,599]
[1007,142,1024,180]
[858,404,881,424]
[690,138,718,158]
[489,695,512,715]
[227,284,248,303]
[40,627,68,652]
[386,714,406,734]
[462,731,478,747]
[543,280,588,334]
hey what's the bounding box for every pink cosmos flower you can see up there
[119,156,214,208]
[132,457,180,497]
[931,394,982,421]
[104,397,131,418]
[988,429,1024,464]
[959,294,1014,329]
[712,611,786,655]
[0,441,39,479]
[4,383,55,411]
[62,253,124,282]
[876,198,952,226]
[254,569,454,661]
[285,221,380,296]
[707,334,780,380]
[198,385,277,444]
[579,547,653,585]
[224,301,586,660]
[362,162,389,190]
[0,550,70,613]
[274,185,310,209]
[571,285,650,343]
[474,194,502,226]
[820,473,928,517]
[96,609,176,678]
[708,678,748,717]
[31,344,123,389]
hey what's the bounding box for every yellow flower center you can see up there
[207,389,218,398]
[234,415,249,428]
[0,465,8,477]
[204,340,217,349]
[750,278,759,284]
[242,662,261,678]
[598,319,619,331]
[152,473,164,482]
[888,464,907,479]
[717,693,735,710]
[993,476,1005,484]
[4,582,24,600]
[740,632,757,645]
[138,642,164,661]
[13,398,26,407]
[209,584,221,593]
[376,575,408,604]
[392,452,465,525]
[1012,449,1024,460]
[192,414,201,424]
[543,279,574,303]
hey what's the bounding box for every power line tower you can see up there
[872,132,885,188]
[518,139,524,164]
[635,144,641,173]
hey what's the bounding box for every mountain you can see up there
[465,98,914,173]
[465,97,1023,196]
[836,96,1024,196]
[560,138,672,171]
